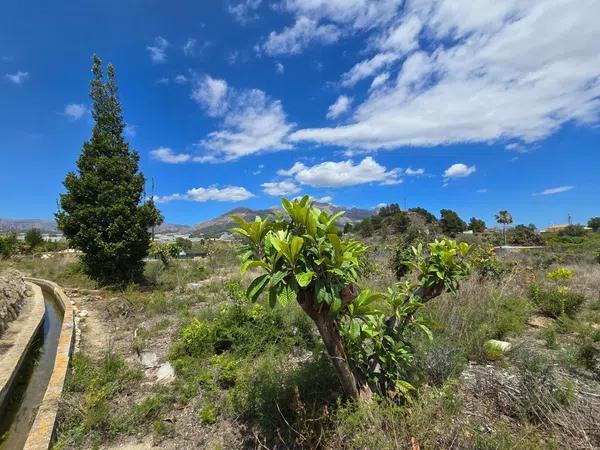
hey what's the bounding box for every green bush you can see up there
[528,285,585,318]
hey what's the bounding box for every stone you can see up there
[527,315,554,328]
[139,351,158,368]
[156,362,175,383]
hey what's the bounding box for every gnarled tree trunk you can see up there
[297,290,373,402]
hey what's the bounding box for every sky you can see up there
[1,0,599,228]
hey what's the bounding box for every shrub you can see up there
[588,217,600,232]
[25,228,44,250]
[507,225,544,246]
[0,232,18,259]
[546,267,574,283]
[559,224,586,237]
[528,284,585,318]
[232,196,470,400]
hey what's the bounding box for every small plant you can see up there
[546,267,574,283]
[231,196,470,401]
[528,284,585,318]
[199,406,218,425]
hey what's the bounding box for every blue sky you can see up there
[1,0,598,227]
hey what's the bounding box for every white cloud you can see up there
[476,188,488,193]
[534,185,574,196]
[156,77,169,85]
[443,163,476,180]
[370,72,390,91]
[175,74,188,84]
[191,75,229,116]
[282,0,402,30]
[156,186,254,203]
[261,180,300,196]
[341,52,399,87]
[147,36,169,63]
[5,71,29,84]
[315,195,333,203]
[262,16,341,56]
[63,103,87,120]
[279,156,401,187]
[125,125,137,138]
[404,167,424,176]
[229,0,262,24]
[183,38,196,56]
[289,0,600,151]
[275,62,285,74]
[192,75,294,161]
[150,147,191,164]
[327,95,352,119]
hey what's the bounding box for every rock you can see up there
[78,309,89,318]
[527,315,553,328]
[484,339,512,360]
[139,351,159,368]
[156,362,175,383]
[0,269,30,337]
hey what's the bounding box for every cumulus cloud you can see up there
[4,71,29,84]
[261,180,300,196]
[192,75,294,161]
[150,147,191,164]
[147,36,169,63]
[278,156,401,187]
[404,167,424,176]
[288,0,600,151]
[175,74,188,84]
[275,62,285,74]
[183,38,196,56]
[327,95,352,119]
[63,103,87,120]
[155,186,255,203]
[229,0,262,24]
[443,163,476,180]
[534,185,574,196]
[262,16,341,56]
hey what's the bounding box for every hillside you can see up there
[190,202,373,237]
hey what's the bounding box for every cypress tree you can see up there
[56,55,162,284]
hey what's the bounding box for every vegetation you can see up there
[231,196,470,400]
[0,232,18,259]
[56,55,161,285]
[439,209,467,236]
[588,216,600,232]
[495,210,513,245]
[24,228,44,250]
[468,217,486,233]
[507,224,544,246]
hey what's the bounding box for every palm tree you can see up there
[495,210,513,245]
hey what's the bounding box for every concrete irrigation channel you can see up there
[0,278,75,449]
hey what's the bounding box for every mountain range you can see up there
[1,202,374,238]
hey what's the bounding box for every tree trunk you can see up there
[297,291,372,402]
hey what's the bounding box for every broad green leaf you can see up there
[295,271,314,287]
[246,274,269,303]
[290,236,304,264]
[240,260,268,274]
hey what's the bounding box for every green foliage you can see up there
[56,55,161,285]
[495,210,513,226]
[528,284,585,318]
[24,228,44,250]
[468,217,486,233]
[507,224,544,246]
[0,232,18,259]
[232,196,470,398]
[408,207,438,224]
[588,217,600,232]
[149,241,181,267]
[468,245,505,280]
[175,237,193,252]
[391,227,429,279]
[439,209,466,236]
[559,224,586,237]
[546,267,574,283]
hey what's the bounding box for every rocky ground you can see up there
[0,269,33,337]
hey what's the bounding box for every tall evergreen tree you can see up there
[439,209,467,236]
[56,55,162,284]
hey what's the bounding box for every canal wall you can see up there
[0,281,45,409]
[23,277,75,450]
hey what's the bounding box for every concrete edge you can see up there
[22,277,75,450]
[0,282,45,409]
